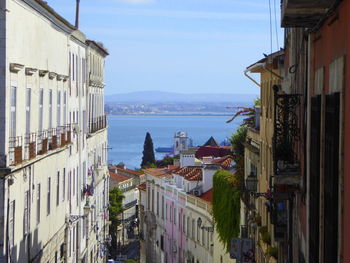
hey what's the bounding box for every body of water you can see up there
[108,115,242,169]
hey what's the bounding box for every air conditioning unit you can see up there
[192,187,203,197]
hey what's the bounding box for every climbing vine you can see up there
[212,170,241,251]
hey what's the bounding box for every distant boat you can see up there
[155,146,174,153]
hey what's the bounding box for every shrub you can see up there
[261,231,271,245]
[267,246,278,259]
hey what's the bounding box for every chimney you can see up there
[75,0,80,28]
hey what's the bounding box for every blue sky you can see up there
[48,0,283,95]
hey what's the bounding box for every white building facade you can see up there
[0,1,109,262]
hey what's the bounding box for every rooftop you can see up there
[211,155,234,169]
[109,171,131,183]
[195,145,231,159]
[176,166,202,181]
[143,168,175,178]
[199,189,213,204]
[115,167,143,177]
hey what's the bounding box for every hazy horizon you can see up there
[47,0,283,96]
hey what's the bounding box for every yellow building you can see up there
[243,51,284,263]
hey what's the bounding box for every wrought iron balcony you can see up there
[9,136,23,166]
[24,133,36,160]
[124,200,137,209]
[89,115,107,134]
[281,0,339,28]
[37,130,48,155]
[273,85,301,185]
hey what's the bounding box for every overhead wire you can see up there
[273,0,279,50]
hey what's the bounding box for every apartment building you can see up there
[0,0,109,262]
[140,154,234,263]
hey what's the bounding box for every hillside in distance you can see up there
[105,90,258,103]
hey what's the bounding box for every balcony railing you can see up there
[24,133,36,160]
[9,136,23,166]
[273,86,301,185]
[48,128,58,150]
[124,200,137,209]
[37,130,48,155]
[89,115,107,134]
[8,124,73,167]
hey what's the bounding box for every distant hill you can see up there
[105,91,258,103]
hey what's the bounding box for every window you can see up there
[47,177,51,215]
[68,171,71,201]
[9,200,15,246]
[151,188,154,212]
[24,191,29,236]
[202,228,205,246]
[192,219,195,239]
[161,196,164,219]
[73,169,75,196]
[156,192,159,216]
[165,203,168,220]
[183,214,186,233]
[37,184,41,224]
[10,87,17,137]
[187,217,190,236]
[63,91,67,125]
[57,91,61,126]
[39,89,44,131]
[57,171,60,206]
[63,168,66,201]
[49,90,52,129]
[72,54,75,81]
[25,88,31,134]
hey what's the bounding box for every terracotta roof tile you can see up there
[137,183,146,191]
[195,146,231,159]
[175,166,202,181]
[143,168,173,178]
[115,167,143,176]
[211,156,234,169]
[109,171,131,183]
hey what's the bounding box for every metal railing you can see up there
[24,133,36,160]
[9,136,23,166]
[273,85,301,178]
[89,115,107,134]
[124,200,137,209]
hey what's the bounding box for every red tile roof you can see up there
[195,146,231,159]
[199,189,213,203]
[115,167,143,176]
[137,183,146,191]
[143,168,173,178]
[175,166,202,181]
[211,156,234,169]
[109,171,131,183]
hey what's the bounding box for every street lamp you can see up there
[245,171,272,199]
[245,171,258,192]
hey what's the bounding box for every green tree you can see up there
[109,187,124,256]
[141,132,156,168]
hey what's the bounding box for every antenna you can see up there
[75,0,80,28]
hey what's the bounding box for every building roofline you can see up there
[87,40,109,56]
[34,0,77,30]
